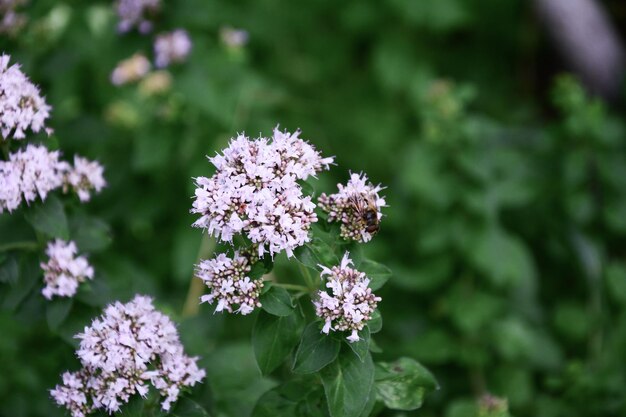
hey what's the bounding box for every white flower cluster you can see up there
[318,172,385,242]
[0,54,51,140]
[41,239,94,300]
[115,0,159,33]
[154,29,192,68]
[192,127,334,258]
[220,26,249,48]
[0,145,106,213]
[64,156,107,202]
[51,295,205,417]
[110,53,151,86]
[314,253,381,343]
[196,251,263,315]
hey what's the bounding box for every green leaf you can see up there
[321,348,375,417]
[252,310,302,375]
[347,327,370,362]
[24,196,69,239]
[1,256,40,311]
[294,238,338,271]
[359,259,392,291]
[0,254,19,284]
[46,297,73,330]
[375,357,437,411]
[69,215,112,252]
[260,285,294,317]
[293,323,341,374]
[368,310,382,334]
[252,380,323,417]
[170,398,212,417]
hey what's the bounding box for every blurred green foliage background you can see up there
[2,0,626,416]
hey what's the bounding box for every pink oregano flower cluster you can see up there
[314,253,381,343]
[318,172,386,242]
[0,54,51,140]
[114,0,160,33]
[192,127,334,258]
[196,251,262,315]
[51,295,205,417]
[154,29,192,68]
[41,239,94,300]
[0,144,106,213]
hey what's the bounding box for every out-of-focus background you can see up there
[2,0,626,416]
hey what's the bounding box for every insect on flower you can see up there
[349,194,380,236]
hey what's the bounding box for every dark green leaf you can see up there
[252,310,302,375]
[368,310,382,334]
[294,238,338,271]
[347,327,370,362]
[24,196,69,239]
[252,380,321,417]
[69,215,112,252]
[2,257,40,311]
[321,348,374,417]
[359,259,392,291]
[0,254,18,284]
[170,398,211,417]
[293,322,341,374]
[260,285,294,317]
[375,357,438,411]
[46,297,73,330]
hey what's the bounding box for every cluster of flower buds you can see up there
[154,29,192,68]
[0,54,51,140]
[191,127,334,258]
[110,53,151,86]
[41,240,94,299]
[0,145,106,213]
[51,295,205,417]
[115,0,160,33]
[196,250,263,315]
[314,253,381,342]
[318,172,386,242]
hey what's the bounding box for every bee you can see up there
[348,195,380,235]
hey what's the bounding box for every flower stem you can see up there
[181,234,216,318]
[273,282,310,292]
[298,263,318,291]
[0,241,40,252]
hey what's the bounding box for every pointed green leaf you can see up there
[260,285,294,317]
[321,348,374,417]
[24,196,69,239]
[359,259,391,291]
[375,357,437,411]
[46,297,74,330]
[293,323,341,374]
[253,310,302,375]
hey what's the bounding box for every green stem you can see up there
[0,241,40,252]
[273,282,310,292]
[181,234,216,318]
[1,142,9,160]
[298,263,318,290]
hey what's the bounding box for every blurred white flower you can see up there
[196,251,263,315]
[51,295,205,416]
[318,172,386,242]
[41,239,94,300]
[0,54,51,140]
[114,0,159,33]
[63,156,106,202]
[0,145,106,213]
[314,252,381,343]
[219,26,248,48]
[154,29,192,68]
[0,145,64,212]
[191,127,334,258]
[110,53,151,86]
